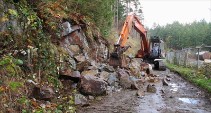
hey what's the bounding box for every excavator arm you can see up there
[109,13,149,67]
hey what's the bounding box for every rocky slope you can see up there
[0,0,149,112]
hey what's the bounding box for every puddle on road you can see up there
[179,98,199,104]
[169,83,179,93]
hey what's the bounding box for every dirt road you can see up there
[77,69,211,113]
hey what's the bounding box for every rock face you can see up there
[79,75,107,96]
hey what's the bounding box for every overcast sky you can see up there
[140,0,211,28]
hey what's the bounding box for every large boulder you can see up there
[79,75,107,96]
[59,70,81,82]
[128,58,141,77]
[31,86,55,101]
[117,69,132,89]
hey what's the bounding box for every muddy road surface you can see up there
[77,69,211,113]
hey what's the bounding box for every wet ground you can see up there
[77,69,211,113]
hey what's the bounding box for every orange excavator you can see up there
[109,13,165,69]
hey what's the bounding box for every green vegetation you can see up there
[149,21,211,50]
[9,81,23,91]
[166,63,211,93]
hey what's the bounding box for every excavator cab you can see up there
[150,36,162,59]
[149,36,166,70]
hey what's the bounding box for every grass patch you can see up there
[9,81,23,91]
[166,63,211,93]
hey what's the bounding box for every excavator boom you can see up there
[109,13,150,67]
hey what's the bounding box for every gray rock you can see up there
[74,93,88,105]
[137,89,145,98]
[99,71,110,81]
[59,68,72,76]
[69,45,81,56]
[166,78,171,81]
[90,61,100,67]
[79,75,107,96]
[146,84,157,93]
[31,86,55,101]
[129,76,139,89]
[74,54,86,62]
[118,69,132,89]
[76,61,91,72]
[68,57,77,70]
[107,73,118,86]
[131,81,139,90]
[59,70,81,82]
[71,71,81,78]
[99,64,115,72]
[88,95,94,100]
[81,70,98,76]
[106,86,114,95]
[87,66,98,70]
[163,78,169,86]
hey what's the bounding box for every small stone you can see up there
[96,97,102,101]
[137,89,144,97]
[169,96,173,98]
[3,104,8,108]
[40,104,46,108]
[81,70,98,76]
[74,93,88,105]
[131,81,139,90]
[166,78,171,81]
[74,54,86,62]
[146,84,157,93]
[160,89,165,94]
[99,71,110,81]
[88,95,94,100]
[162,78,169,86]
[69,45,81,56]
[166,75,171,78]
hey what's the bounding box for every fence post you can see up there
[197,48,200,70]
[185,50,188,67]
